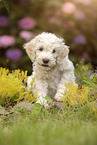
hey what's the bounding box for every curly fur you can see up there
[24,32,76,107]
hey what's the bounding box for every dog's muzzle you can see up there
[41,58,49,67]
[43,58,49,64]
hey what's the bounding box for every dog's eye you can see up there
[52,49,56,53]
[39,47,43,51]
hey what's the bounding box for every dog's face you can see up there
[35,45,57,68]
[24,32,69,69]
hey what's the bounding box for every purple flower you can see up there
[64,23,74,29]
[19,30,35,41]
[18,17,36,29]
[89,71,92,75]
[93,33,97,39]
[5,49,23,62]
[75,10,86,20]
[0,16,9,27]
[0,35,15,48]
[73,34,86,45]
[62,2,76,14]
[74,0,91,5]
[19,0,30,5]
[82,52,89,59]
[76,77,80,80]
[55,10,61,16]
[48,17,62,26]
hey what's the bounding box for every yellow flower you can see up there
[63,82,89,107]
[0,67,36,106]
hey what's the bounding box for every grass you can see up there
[0,104,97,145]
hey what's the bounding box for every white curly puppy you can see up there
[24,32,76,107]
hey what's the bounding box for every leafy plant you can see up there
[0,67,36,106]
[75,64,97,100]
[62,81,97,119]
[75,64,93,84]
[0,0,9,12]
[62,82,89,108]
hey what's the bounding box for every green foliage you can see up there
[62,64,97,119]
[75,64,92,84]
[0,0,9,11]
[75,63,97,100]
[0,65,97,119]
[45,96,52,103]
[84,73,97,88]
[0,67,36,106]
[62,82,97,119]
[62,82,89,107]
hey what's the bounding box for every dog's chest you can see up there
[47,70,61,86]
[46,69,61,98]
[35,66,61,86]
[34,66,62,98]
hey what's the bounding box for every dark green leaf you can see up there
[0,0,9,12]
[0,1,4,7]
[90,73,96,80]
[83,80,91,85]
[45,96,52,103]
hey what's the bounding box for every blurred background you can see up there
[0,0,97,75]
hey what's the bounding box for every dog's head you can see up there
[24,32,69,69]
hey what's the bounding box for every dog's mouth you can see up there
[41,64,49,67]
[38,63,49,67]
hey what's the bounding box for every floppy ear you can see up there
[57,45,69,64]
[23,40,35,62]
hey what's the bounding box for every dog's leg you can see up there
[27,76,49,107]
[27,76,33,90]
[54,70,76,101]
[33,79,49,107]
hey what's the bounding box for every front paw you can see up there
[54,93,63,102]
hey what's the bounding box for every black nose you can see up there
[43,58,49,64]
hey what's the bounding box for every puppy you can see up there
[24,32,76,107]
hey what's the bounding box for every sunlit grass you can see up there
[0,106,97,145]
